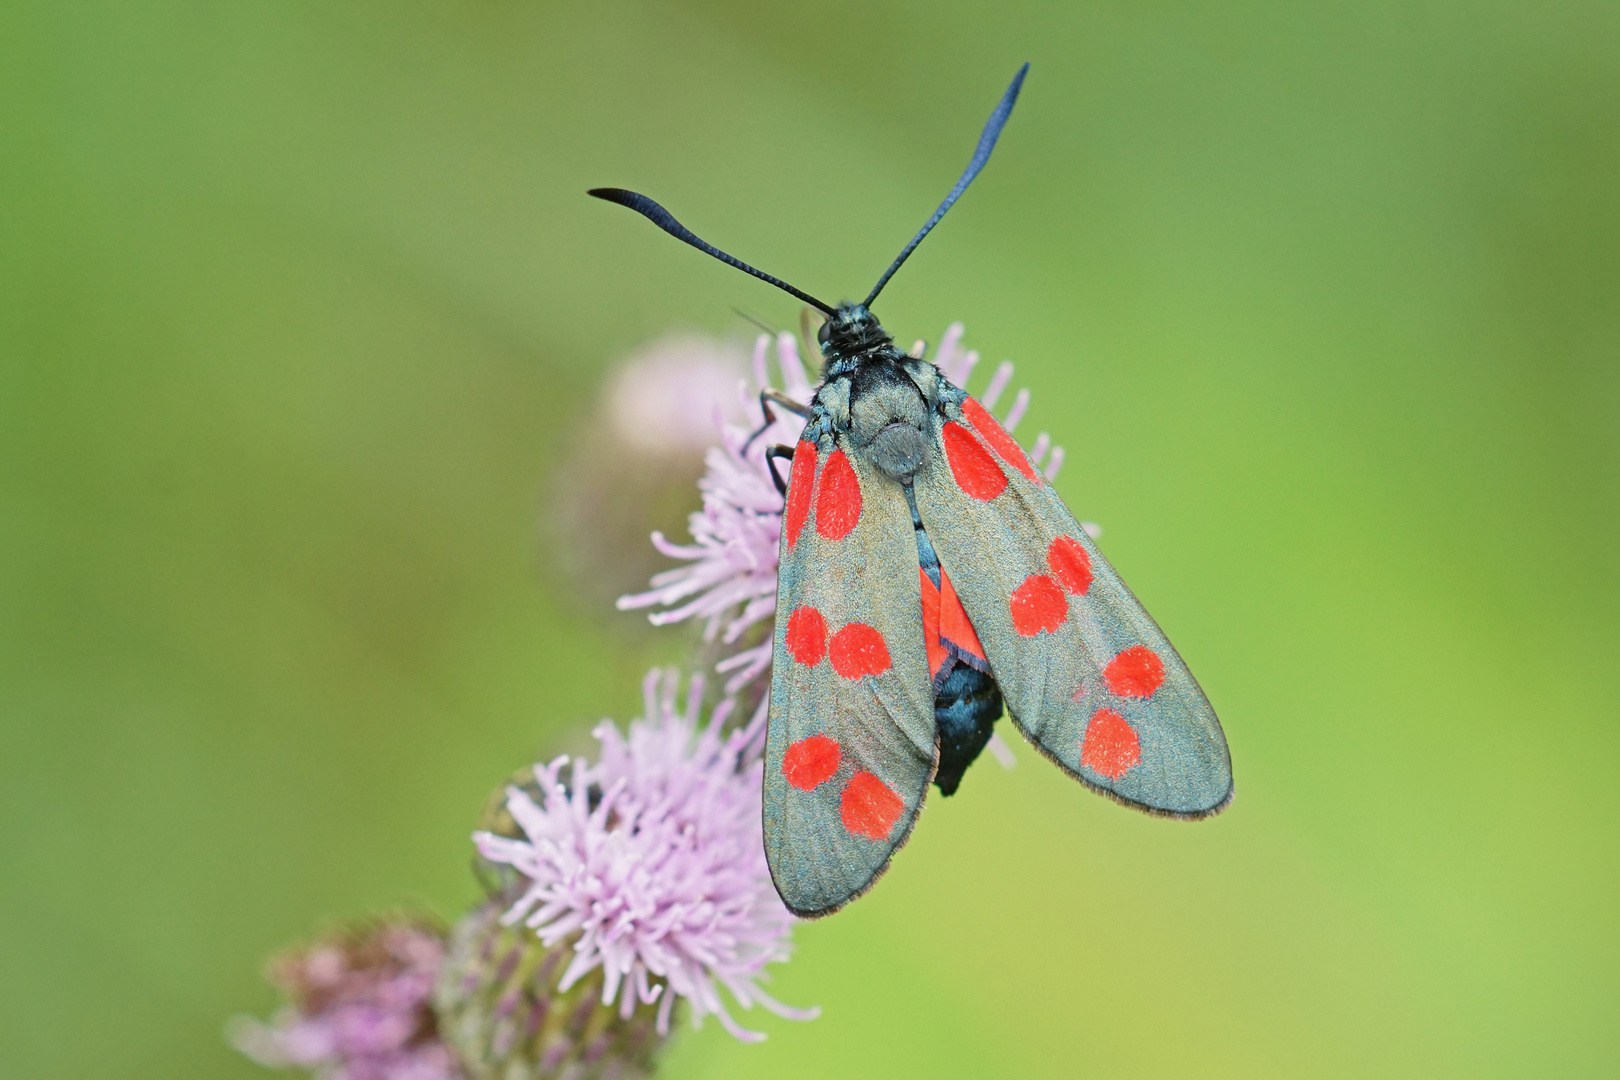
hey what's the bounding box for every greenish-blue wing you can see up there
[763,429,938,918]
[912,391,1233,817]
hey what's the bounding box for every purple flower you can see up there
[603,333,751,454]
[614,331,815,700]
[617,323,1083,700]
[229,920,460,1080]
[472,670,816,1043]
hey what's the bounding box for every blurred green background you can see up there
[3,1,1617,1077]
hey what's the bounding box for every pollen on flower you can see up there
[472,670,818,1043]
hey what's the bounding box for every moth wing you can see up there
[764,431,938,918]
[913,393,1233,817]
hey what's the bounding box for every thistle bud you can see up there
[434,901,664,1080]
[228,918,459,1080]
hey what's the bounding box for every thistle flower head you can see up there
[472,670,814,1044]
[228,919,459,1080]
[615,331,814,697]
[604,334,750,454]
[617,323,1078,697]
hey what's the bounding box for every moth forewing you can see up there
[762,424,939,917]
[912,387,1234,818]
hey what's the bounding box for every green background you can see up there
[4,2,1616,1077]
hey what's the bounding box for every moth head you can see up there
[818,302,893,358]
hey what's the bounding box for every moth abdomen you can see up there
[933,664,1003,797]
[908,482,1004,795]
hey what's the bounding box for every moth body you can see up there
[798,302,1007,798]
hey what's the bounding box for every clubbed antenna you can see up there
[588,188,837,316]
[863,63,1029,308]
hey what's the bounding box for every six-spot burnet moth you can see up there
[590,63,1233,918]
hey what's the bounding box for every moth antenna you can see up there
[732,307,780,336]
[588,188,837,316]
[863,63,1029,308]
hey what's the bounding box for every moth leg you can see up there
[764,444,795,497]
[741,387,812,453]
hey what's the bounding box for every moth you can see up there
[591,63,1233,918]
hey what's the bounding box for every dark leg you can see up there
[764,444,795,497]
[742,388,813,453]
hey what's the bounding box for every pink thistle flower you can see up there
[615,331,815,699]
[228,919,460,1080]
[617,323,1084,702]
[472,670,816,1043]
[604,333,750,454]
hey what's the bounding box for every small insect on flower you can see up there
[590,63,1233,918]
[471,670,816,1042]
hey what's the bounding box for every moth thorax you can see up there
[849,373,931,481]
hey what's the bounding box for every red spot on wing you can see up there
[1103,645,1165,698]
[784,606,827,666]
[840,771,905,841]
[1048,536,1093,596]
[783,441,817,550]
[1009,574,1067,636]
[943,422,1007,501]
[919,570,948,679]
[828,623,892,679]
[962,397,1037,481]
[1081,707,1141,780]
[783,734,841,791]
[939,568,986,662]
[815,449,861,540]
